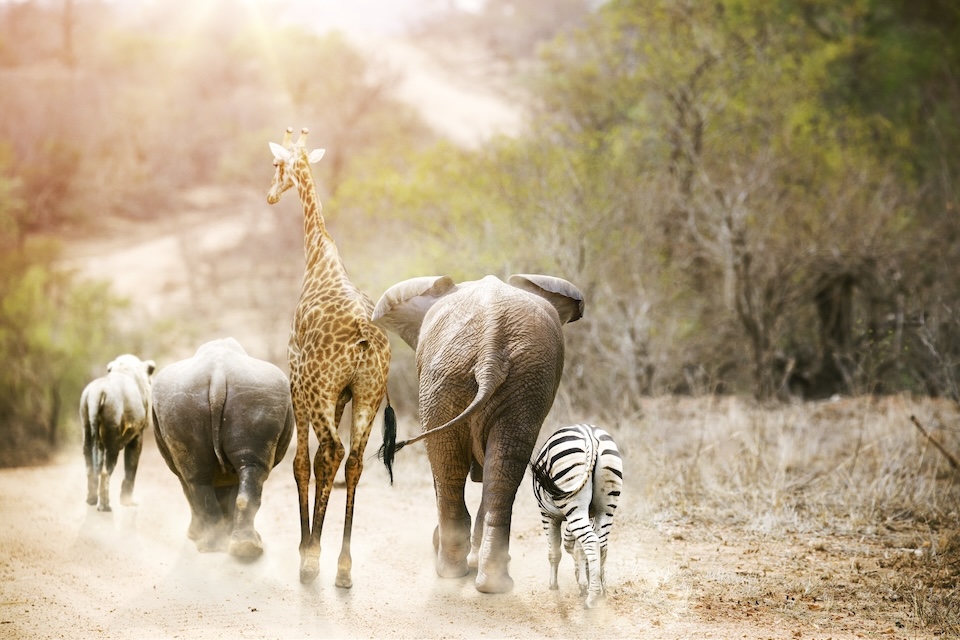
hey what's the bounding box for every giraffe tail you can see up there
[379,394,398,485]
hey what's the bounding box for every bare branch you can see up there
[910,415,960,471]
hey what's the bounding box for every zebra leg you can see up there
[562,522,585,593]
[567,513,603,606]
[545,516,562,590]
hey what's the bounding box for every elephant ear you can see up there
[372,276,458,350]
[508,274,585,324]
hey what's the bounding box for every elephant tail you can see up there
[379,352,509,464]
[209,364,228,473]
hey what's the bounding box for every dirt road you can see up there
[4,404,948,639]
[0,429,658,639]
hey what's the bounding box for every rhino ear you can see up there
[508,274,584,324]
[373,276,458,350]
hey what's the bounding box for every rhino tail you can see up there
[209,364,228,473]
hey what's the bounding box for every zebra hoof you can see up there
[584,592,605,609]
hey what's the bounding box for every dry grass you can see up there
[606,395,960,635]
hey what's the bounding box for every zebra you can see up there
[530,423,623,608]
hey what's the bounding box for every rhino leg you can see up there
[184,483,227,552]
[228,464,268,559]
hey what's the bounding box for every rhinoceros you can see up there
[151,338,294,557]
[80,354,156,512]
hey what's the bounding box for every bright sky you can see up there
[97,0,484,36]
[285,0,484,35]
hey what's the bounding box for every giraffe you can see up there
[267,127,396,588]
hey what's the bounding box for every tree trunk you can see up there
[811,273,856,397]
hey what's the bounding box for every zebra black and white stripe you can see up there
[530,423,623,608]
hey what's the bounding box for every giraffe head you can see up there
[267,127,326,204]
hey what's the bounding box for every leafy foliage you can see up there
[0,0,958,460]
[0,240,128,467]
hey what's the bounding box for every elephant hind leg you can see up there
[436,515,472,578]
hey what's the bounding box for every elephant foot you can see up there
[437,555,469,578]
[474,521,512,593]
[475,567,514,594]
[434,520,471,578]
[228,530,263,559]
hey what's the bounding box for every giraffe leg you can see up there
[292,394,318,583]
[336,402,376,589]
[307,413,344,584]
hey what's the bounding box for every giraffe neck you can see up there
[293,162,342,273]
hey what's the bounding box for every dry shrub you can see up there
[600,394,960,632]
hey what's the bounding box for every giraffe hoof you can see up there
[299,557,320,584]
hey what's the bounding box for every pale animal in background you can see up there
[531,423,623,608]
[79,354,156,512]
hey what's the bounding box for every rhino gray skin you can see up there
[80,354,156,512]
[151,338,294,558]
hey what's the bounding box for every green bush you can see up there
[0,240,128,467]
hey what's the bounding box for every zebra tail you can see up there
[530,457,566,501]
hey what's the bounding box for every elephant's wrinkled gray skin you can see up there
[373,274,583,594]
[80,354,156,512]
[151,338,294,558]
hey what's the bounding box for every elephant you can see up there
[80,354,156,512]
[373,274,584,594]
[151,338,295,558]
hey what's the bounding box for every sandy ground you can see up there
[1,430,682,640]
[1,420,942,640]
